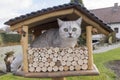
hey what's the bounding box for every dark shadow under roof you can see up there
[4,2,113,33]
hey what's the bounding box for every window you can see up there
[114,28,119,33]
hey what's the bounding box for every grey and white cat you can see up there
[10,18,82,76]
[31,17,82,48]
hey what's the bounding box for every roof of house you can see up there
[4,2,113,33]
[90,3,120,24]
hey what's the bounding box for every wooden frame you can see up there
[10,8,74,30]
[74,10,109,35]
[24,65,99,78]
[8,5,112,79]
[86,26,93,69]
[20,26,29,72]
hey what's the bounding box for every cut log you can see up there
[48,66,53,72]
[45,62,50,67]
[50,62,55,67]
[42,67,47,72]
[47,57,52,63]
[83,59,88,64]
[68,48,73,53]
[28,49,33,54]
[72,61,77,66]
[50,54,54,58]
[66,61,71,66]
[84,50,88,56]
[68,56,73,62]
[36,67,41,72]
[62,56,67,61]
[45,54,49,58]
[78,59,83,65]
[54,53,58,57]
[42,57,47,62]
[53,57,57,62]
[80,54,85,59]
[73,56,79,61]
[59,66,64,71]
[33,62,38,67]
[70,66,74,71]
[29,67,35,72]
[38,62,44,67]
[40,52,45,57]
[57,56,62,60]
[61,61,66,66]
[28,63,33,67]
[53,66,58,72]
[55,60,61,67]
[33,58,39,62]
[34,52,39,57]
[63,66,69,71]
[48,49,52,54]
[75,65,81,71]
[80,50,83,54]
[54,47,59,52]
[60,51,65,56]
[81,64,88,70]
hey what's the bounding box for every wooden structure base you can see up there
[24,65,99,78]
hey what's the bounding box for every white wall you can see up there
[109,23,120,39]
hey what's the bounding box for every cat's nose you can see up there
[69,33,72,36]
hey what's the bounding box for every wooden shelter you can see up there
[5,2,113,79]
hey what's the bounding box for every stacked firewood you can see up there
[27,47,88,72]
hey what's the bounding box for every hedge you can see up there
[0,33,21,44]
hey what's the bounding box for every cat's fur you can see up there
[31,17,82,48]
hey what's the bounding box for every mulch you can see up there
[107,60,120,80]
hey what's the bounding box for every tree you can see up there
[71,0,83,5]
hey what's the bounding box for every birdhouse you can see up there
[5,2,113,79]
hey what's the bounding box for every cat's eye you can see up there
[72,28,77,31]
[64,28,68,32]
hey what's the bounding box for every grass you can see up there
[0,47,120,80]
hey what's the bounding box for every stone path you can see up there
[93,42,120,53]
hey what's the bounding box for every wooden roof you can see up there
[4,2,113,35]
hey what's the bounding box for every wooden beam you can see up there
[21,26,29,72]
[10,8,74,30]
[86,26,93,70]
[74,9,110,35]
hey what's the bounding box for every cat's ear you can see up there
[76,17,82,25]
[57,18,64,27]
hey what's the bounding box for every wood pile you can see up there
[27,47,88,72]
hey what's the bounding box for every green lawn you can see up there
[0,47,120,80]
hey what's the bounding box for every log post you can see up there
[52,77,66,80]
[86,26,93,70]
[21,25,29,72]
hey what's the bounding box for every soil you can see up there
[107,60,120,80]
[0,71,6,76]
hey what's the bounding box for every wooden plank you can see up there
[21,26,29,72]
[86,26,93,70]
[74,9,110,35]
[24,65,99,78]
[10,8,74,30]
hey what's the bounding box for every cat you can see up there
[31,17,82,48]
[10,18,82,76]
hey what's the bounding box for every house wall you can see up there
[109,23,120,39]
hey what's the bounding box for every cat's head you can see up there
[57,17,82,40]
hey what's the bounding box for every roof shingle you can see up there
[4,2,113,32]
